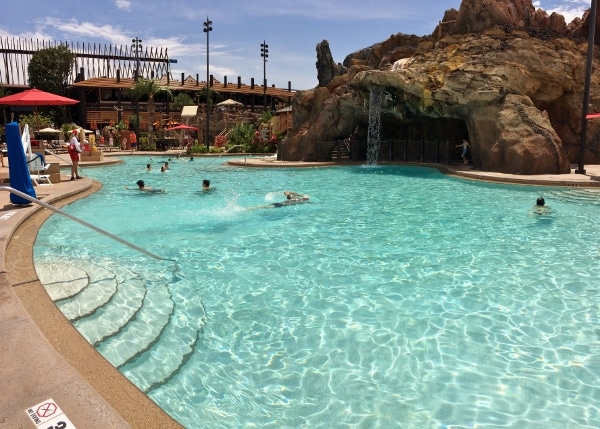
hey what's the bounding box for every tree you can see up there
[128,79,172,147]
[228,122,256,151]
[258,109,272,125]
[28,45,75,95]
[20,112,52,132]
[195,87,217,105]
[171,92,194,112]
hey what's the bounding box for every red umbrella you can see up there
[166,124,199,131]
[0,88,79,107]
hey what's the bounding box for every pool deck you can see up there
[2,151,600,428]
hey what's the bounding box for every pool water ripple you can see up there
[34,157,600,428]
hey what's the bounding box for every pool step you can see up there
[37,262,89,301]
[38,262,119,321]
[36,258,207,394]
[547,188,600,204]
[96,282,174,368]
[120,317,202,392]
[73,264,147,346]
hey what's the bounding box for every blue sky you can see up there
[0,0,591,90]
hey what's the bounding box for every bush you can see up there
[190,144,208,154]
[138,134,156,151]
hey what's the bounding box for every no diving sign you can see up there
[25,398,77,428]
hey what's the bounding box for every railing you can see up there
[1,186,163,261]
[85,109,183,129]
[44,149,87,177]
[314,138,455,163]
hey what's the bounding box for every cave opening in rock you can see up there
[349,114,469,164]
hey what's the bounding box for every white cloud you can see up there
[538,1,588,23]
[115,0,131,10]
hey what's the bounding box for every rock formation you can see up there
[315,40,346,87]
[284,0,600,174]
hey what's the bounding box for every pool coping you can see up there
[3,153,600,428]
[227,158,600,187]
[0,177,182,428]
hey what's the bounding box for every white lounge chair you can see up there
[27,152,52,186]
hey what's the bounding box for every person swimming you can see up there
[274,191,309,206]
[532,197,552,215]
[125,179,165,193]
[250,191,310,209]
[202,179,211,191]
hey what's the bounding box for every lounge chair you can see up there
[27,152,52,185]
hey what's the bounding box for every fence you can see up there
[314,138,457,164]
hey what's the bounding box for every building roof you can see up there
[71,76,295,99]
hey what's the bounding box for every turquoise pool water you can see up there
[34,156,600,428]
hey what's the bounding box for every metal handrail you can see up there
[204,144,246,167]
[1,186,163,260]
[45,148,84,177]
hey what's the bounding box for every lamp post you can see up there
[131,37,143,139]
[576,0,598,174]
[203,17,212,150]
[261,40,269,110]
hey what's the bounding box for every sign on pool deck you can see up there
[25,398,76,428]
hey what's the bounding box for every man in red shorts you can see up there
[67,129,82,180]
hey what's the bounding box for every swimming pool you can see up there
[34,156,600,428]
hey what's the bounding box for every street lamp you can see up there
[131,37,143,139]
[261,40,268,110]
[576,0,597,174]
[203,17,212,150]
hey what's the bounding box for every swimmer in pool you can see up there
[277,191,309,206]
[250,191,310,209]
[125,180,164,193]
[532,197,552,215]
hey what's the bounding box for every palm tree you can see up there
[129,79,172,147]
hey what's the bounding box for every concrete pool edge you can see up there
[0,178,182,429]
[227,158,600,187]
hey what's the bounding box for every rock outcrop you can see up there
[316,40,346,87]
[284,0,600,174]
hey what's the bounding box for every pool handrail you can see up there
[1,186,163,261]
[178,144,246,161]
[45,148,84,177]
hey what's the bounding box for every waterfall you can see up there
[366,86,382,165]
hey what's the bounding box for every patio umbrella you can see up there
[37,127,61,133]
[0,88,79,108]
[166,124,199,131]
[76,127,94,134]
[216,98,243,107]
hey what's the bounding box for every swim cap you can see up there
[136,180,144,187]
[536,197,545,206]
